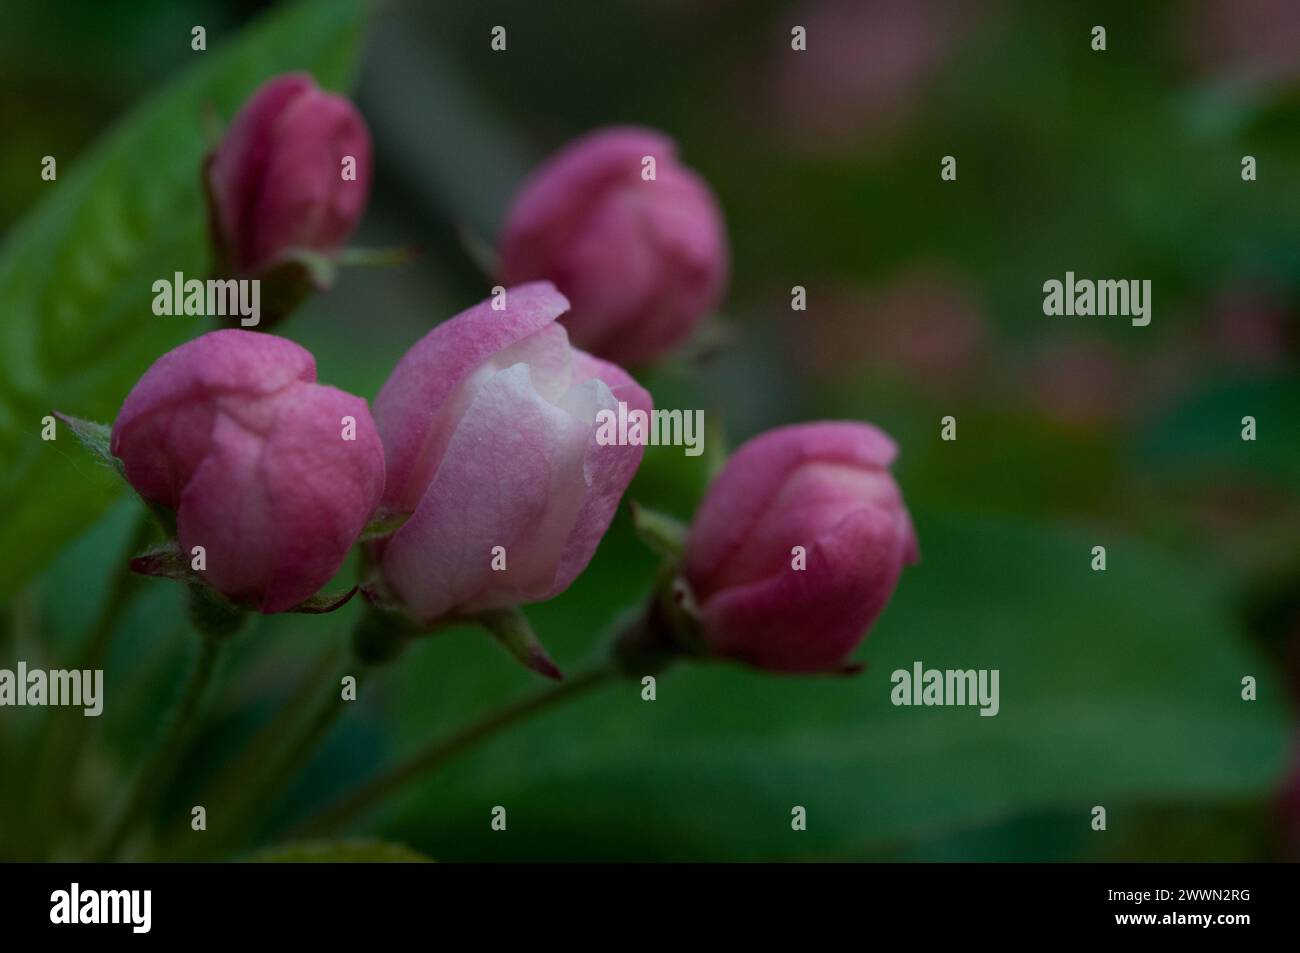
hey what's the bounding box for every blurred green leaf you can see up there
[1135,376,1300,487]
[0,0,370,603]
[384,513,1289,860]
[250,838,430,863]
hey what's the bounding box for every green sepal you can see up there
[56,411,177,534]
[704,412,727,480]
[334,245,421,270]
[134,540,356,615]
[472,607,563,681]
[351,599,417,665]
[187,583,245,640]
[359,513,410,542]
[456,223,498,279]
[286,587,359,614]
[629,500,688,562]
[131,540,197,582]
[53,412,123,478]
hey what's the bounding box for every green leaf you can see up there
[0,0,370,603]
[249,838,431,863]
[385,513,1290,861]
[1135,376,1300,487]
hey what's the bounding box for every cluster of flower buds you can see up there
[71,72,916,680]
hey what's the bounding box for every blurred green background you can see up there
[1,0,1298,861]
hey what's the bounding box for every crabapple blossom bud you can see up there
[110,329,385,612]
[498,126,728,367]
[682,422,918,673]
[373,281,650,624]
[206,72,372,276]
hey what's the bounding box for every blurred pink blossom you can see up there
[1025,337,1133,431]
[791,268,986,396]
[1203,289,1295,371]
[766,0,978,150]
[1183,0,1300,87]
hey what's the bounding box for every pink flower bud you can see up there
[207,72,372,275]
[683,422,918,673]
[1025,338,1131,431]
[373,282,651,624]
[498,126,728,367]
[111,330,385,613]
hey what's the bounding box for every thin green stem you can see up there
[271,663,373,796]
[34,511,152,857]
[89,631,224,861]
[72,514,155,672]
[195,658,373,858]
[169,605,410,859]
[291,662,615,839]
[186,645,342,826]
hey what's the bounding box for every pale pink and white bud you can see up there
[373,282,651,624]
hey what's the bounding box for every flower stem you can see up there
[186,646,342,824]
[34,511,152,857]
[204,658,373,855]
[174,604,408,859]
[89,630,224,861]
[292,661,615,838]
